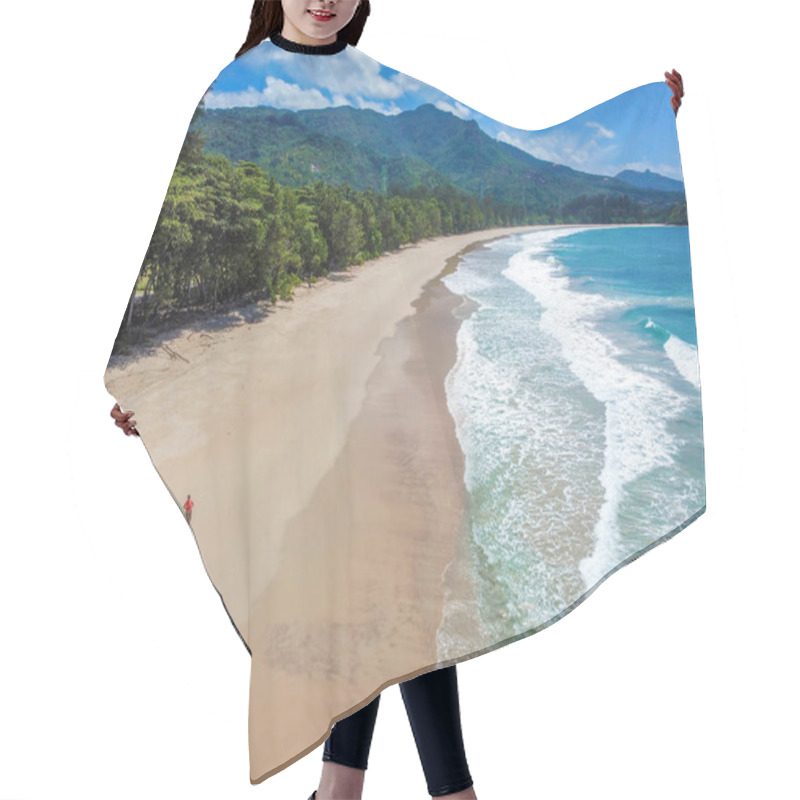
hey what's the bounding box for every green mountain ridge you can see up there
[197,103,684,214]
[614,168,684,193]
[110,100,688,343]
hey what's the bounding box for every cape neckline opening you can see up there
[269,31,348,55]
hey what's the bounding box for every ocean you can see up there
[436,225,706,661]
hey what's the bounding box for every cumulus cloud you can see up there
[205,77,334,111]
[496,118,621,171]
[337,93,404,115]
[433,99,472,119]
[208,48,426,115]
[284,49,424,102]
[496,129,604,168]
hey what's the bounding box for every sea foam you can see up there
[503,229,688,589]
[664,334,701,389]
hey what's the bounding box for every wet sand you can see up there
[103,224,575,783]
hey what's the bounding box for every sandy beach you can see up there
[104,223,584,782]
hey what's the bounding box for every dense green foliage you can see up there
[111,99,687,351]
[667,198,689,225]
[200,103,685,212]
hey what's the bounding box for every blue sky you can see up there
[204,41,682,181]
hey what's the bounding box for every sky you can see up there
[203,39,683,181]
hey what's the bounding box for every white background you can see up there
[1,1,796,798]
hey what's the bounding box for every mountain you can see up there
[196,104,684,213]
[614,169,684,194]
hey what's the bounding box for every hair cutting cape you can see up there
[104,30,705,785]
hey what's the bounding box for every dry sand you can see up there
[103,224,566,783]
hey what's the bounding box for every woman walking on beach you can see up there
[110,1,684,798]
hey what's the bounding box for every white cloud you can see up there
[204,77,334,111]
[585,121,615,139]
[283,48,424,102]
[433,99,472,119]
[496,118,621,172]
[215,47,425,115]
[496,129,607,168]
[338,94,404,115]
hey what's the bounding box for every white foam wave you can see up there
[502,230,688,589]
[664,334,701,389]
[441,236,607,629]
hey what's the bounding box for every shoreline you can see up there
[245,227,534,779]
[102,222,647,783]
[103,223,661,403]
[104,224,552,645]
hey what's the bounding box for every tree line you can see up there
[112,114,685,348]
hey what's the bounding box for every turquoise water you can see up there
[437,225,705,655]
